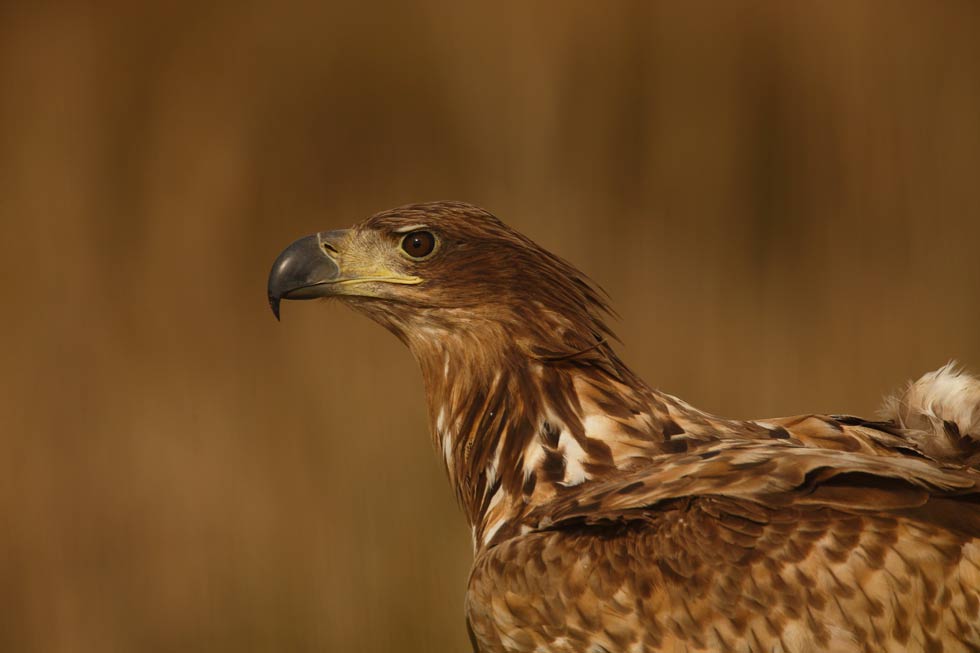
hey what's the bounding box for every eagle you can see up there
[267,201,980,653]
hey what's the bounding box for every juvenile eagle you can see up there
[268,202,980,653]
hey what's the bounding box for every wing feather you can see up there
[527,441,979,532]
[468,497,980,652]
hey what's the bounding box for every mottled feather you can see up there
[271,202,980,652]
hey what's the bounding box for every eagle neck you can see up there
[409,328,732,549]
[411,332,534,541]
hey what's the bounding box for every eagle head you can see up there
[268,201,616,359]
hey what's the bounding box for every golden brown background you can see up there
[2,2,979,651]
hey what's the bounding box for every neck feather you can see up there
[406,326,746,549]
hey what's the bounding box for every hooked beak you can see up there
[267,228,424,320]
[267,231,345,320]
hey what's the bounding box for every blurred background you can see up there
[2,2,979,651]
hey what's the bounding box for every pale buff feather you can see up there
[879,362,980,464]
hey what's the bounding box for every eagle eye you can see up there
[400,230,436,259]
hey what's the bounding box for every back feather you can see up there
[880,362,980,467]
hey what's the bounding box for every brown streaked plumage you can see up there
[268,202,980,652]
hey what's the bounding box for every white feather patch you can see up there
[559,431,589,486]
[523,439,546,479]
[879,361,980,460]
[437,408,454,475]
[583,413,619,439]
[481,489,505,545]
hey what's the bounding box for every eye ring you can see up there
[400,230,437,259]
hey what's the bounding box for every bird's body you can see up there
[269,202,980,652]
[469,493,980,653]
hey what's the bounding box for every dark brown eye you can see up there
[401,230,436,258]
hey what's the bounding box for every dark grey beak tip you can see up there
[267,233,341,321]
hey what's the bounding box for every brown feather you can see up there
[276,202,980,652]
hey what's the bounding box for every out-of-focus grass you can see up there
[1,2,979,651]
